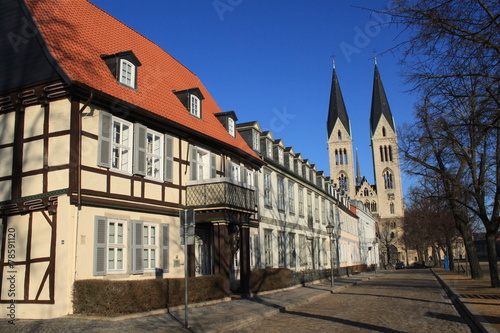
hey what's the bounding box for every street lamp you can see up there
[326,223,335,287]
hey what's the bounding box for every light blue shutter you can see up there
[130,220,143,274]
[190,146,198,180]
[94,216,107,276]
[226,160,232,179]
[97,112,112,168]
[133,123,147,176]
[241,167,247,184]
[210,153,217,178]
[161,224,169,273]
[164,135,174,182]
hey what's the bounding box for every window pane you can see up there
[151,227,156,245]
[117,249,123,269]
[143,226,149,245]
[117,223,123,244]
[108,249,115,270]
[151,249,156,267]
[108,223,115,243]
[143,249,149,268]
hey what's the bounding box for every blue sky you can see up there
[90,0,417,195]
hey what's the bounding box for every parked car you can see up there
[395,262,405,270]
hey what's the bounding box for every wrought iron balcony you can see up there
[186,177,256,212]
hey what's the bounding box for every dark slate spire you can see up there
[327,62,350,138]
[355,148,362,186]
[370,64,395,136]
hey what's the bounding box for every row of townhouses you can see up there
[0,0,379,319]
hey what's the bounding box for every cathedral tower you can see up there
[327,64,355,196]
[369,64,404,222]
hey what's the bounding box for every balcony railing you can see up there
[186,178,256,212]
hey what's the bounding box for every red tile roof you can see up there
[24,0,261,162]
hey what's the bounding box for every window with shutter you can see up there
[164,135,174,182]
[93,216,108,276]
[161,224,169,273]
[130,220,144,274]
[97,112,112,168]
[133,123,147,176]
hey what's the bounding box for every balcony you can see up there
[186,177,256,213]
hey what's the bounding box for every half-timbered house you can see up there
[0,0,263,319]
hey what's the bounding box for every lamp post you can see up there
[326,223,334,288]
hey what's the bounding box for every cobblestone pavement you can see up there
[227,269,471,333]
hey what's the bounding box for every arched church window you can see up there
[338,174,348,191]
[382,127,386,137]
[384,146,388,162]
[384,170,394,189]
[390,202,395,214]
[338,130,342,140]
[389,145,393,162]
[335,149,339,165]
[380,146,384,162]
[364,188,369,196]
[344,149,348,165]
[365,201,370,211]
[371,201,377,212]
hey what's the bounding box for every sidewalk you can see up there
[4,268,499,333]
[432,267,500,333]
[1,271,379,333]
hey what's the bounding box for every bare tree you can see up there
[377,0,500,287]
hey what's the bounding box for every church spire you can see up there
[370,63,395,136]
[327,63,350,139]
[355,148,362,186]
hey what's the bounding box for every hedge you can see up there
[73,275,228,316]
[250,268,293,293]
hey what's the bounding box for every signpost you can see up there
[180,209,195,328]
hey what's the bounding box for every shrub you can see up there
[250,268,293,293]
[73,275,227,316]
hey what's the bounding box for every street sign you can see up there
[180,209,195,245]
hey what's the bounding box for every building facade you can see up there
[0,0,263,319]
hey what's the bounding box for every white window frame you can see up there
[288,181,295,215]
[277,176,285,211]
[146,129,164,181]
[142,223,159,271]
[298,186,304,217]
[278,231,285,267]
[289,232,296,267]
[191,147,212,181]
[228,118,235,137]
[252,130,260,151]
[190,95,201,118]
[111,117,133,174]
[119,59,135,88]
[264,172,272,207]
[264,229,273,267]
[107,219,127,273]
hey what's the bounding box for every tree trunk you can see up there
[457,222,483,279]
[446,236,455,271]
[486,231,500,288]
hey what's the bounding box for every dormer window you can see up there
[173,88,204,119]
[119,59,135,88]
[228,118,235,137]
[101,51,141,90]
[190,95,200,118]
[252,130,260,151]
[266,141,272,158]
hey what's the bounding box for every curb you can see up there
[431,269,496,333]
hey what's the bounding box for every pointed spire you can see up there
[355,148,362,186]
[327,64,350,139]
[370,63,395,136]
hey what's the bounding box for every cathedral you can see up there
[326,62,407,265]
